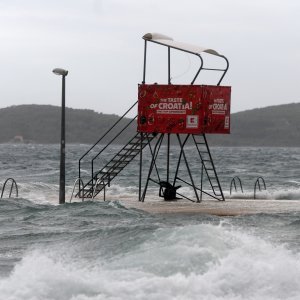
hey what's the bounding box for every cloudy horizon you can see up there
[0,0,299,116]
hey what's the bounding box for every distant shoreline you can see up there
[1,103,300,146]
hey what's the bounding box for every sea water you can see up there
[1,144,300,300]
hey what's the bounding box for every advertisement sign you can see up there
[202,85,231,134]
[138,84,231,134]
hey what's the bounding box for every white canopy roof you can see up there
[143,33,221,56]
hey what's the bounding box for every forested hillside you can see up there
[209,102,300,146]
[1,103,300,146]
[0,105,134,144]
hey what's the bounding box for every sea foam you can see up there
[1,223,300,300]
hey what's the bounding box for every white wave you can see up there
[227,188,300,201]
[17,182,60,205]
[1,224,300,300]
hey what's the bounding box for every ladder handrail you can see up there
[254,177,267,199]
[92,177,110,200]
[230,176,244,195]
[79,100,138,181]
[70,178,85,202]
[1,178,18,198]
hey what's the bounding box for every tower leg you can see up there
[173,134,190,186]
[167,133,170,183]
[141,134,164,202]
[138,132,143,201]
[176,134,200,202]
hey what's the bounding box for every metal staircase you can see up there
[77,132,155,199]
[192,134,224,201]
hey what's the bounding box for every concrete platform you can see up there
[120,198,300,216]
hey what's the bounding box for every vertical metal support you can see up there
[141,134,164,202]
[176,134,200,202]
[200,163,204,201]
[167,133,170,182]
[173,134,190,186]
[168,47,171,84]
[142,40,147,84]
[78,161,81,189]
[59,75,66,204]
[139,132,143,201]
[91,161,94,191]
[217,56,229,86]
[146,134,161,182]
[191,55,203,85]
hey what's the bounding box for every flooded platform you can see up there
[121,198,300,216]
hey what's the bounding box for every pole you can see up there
[139,132,143,201]
[167,133,170,182]
[168,47,171,84]
[59,75,66,204]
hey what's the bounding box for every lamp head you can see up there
[52,68,68,76]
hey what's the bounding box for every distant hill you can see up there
[0,105,134,144]
[1,103,300,146]
[208,102,300,147]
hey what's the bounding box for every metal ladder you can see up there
[192,134,225,201]
[1,178,18,199]
[77,132,155,198]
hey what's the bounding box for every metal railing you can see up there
[70,178,85,202]
[254,177,267,199]
[78,101,138,187]
[1,178,18,198]
[230,176,244,195]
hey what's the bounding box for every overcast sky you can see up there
[0,0,299,116]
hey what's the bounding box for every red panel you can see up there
[138,84,231,134]
[202,85,231,134]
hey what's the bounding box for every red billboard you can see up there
[138,84,231,134]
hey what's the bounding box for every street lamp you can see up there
[52,68,68,204]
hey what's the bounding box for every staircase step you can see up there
[116,154,136,157]
[76,134,156,199]
[121,149,140,153]
[108,162,128,166]
[106,166,124,170]
[212,185,220,189]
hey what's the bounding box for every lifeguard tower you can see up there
[75,33,231,203]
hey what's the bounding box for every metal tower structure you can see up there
[76,33,231,203]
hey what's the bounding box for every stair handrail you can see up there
[79,100,138,181]
[91,116,137,183]
[1,178,18,198]
[254,177,267,199]
[230,176,244,195]
[70,178,85,202]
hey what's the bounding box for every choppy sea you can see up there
[1,143,300,300]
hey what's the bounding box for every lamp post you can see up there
[52,68,68,204]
